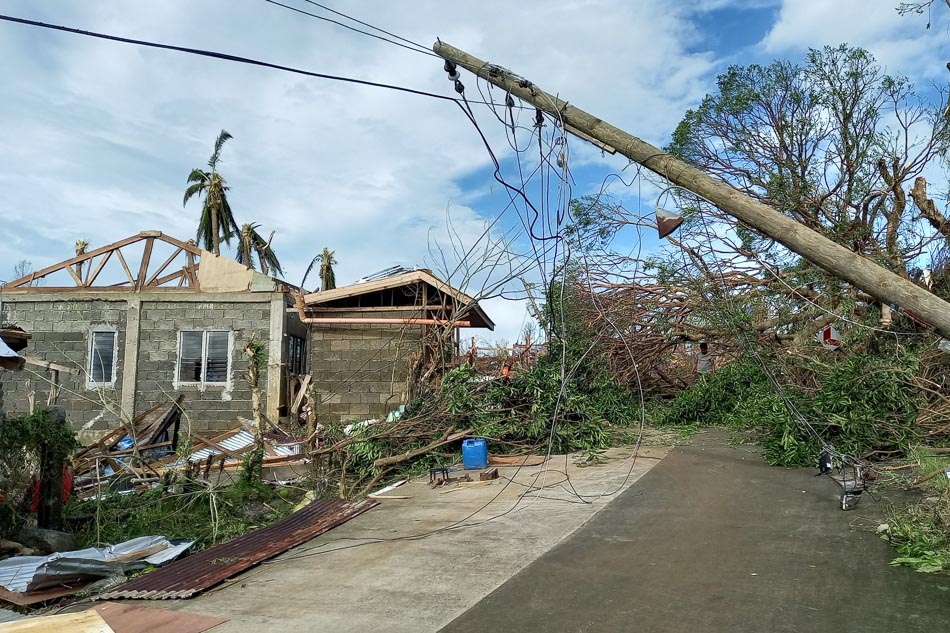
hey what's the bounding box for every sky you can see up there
[0,0,948,344]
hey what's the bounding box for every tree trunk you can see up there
[211,205,220,256]
[36,408,68,530]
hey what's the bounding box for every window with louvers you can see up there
[89,330,116,384]
[206,332,229,382]
[178,331,230,385]
[288,335,306,374]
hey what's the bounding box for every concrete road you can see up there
[171,445,669,632]
[440,432,950,632]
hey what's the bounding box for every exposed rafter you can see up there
[2,231,203,291]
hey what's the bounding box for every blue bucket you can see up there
[462,438,488,470]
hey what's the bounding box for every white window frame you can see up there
[87,327,118,388]
[176,330,233,387]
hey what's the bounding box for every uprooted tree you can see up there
[569,44,950,462]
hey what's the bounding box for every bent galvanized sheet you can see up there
[101,498,377,600]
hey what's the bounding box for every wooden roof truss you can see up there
[3,231,202,291]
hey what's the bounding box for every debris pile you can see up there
[0,536,192,606]
[72,397,309,498]
[72,397,184,499]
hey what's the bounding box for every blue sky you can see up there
[0,0,947,343]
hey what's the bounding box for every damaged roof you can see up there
[302,269,495,330]
[0,336,23,370]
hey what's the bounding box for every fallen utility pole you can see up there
[433,41,950,340]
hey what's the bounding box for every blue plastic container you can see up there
[462,438,488,469]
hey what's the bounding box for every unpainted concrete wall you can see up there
[0,299,128,429]
[308,310,422,423]
[0,294,280,435]
[136,299,274,433]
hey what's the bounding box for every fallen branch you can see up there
[913,466,949,487]
[372,428,472,468]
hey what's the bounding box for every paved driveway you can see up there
[440,432,950,632]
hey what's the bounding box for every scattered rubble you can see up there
[71,397,309,499]
[0,536,192,605]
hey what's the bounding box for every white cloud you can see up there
[0,1,729,341]
[761,0,950,80]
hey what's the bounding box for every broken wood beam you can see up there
[21,355,80,375]
[372,428,472,468]
[480,467,499,481]
[299,317,471,327]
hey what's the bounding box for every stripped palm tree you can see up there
[74,239,89,281]
[183,130,239,256]
[236,223,283,276]
[319,247,337,291]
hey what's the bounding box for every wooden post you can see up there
[433,41,950,340]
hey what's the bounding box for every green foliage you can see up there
[883,496,950,574]
[0,408,78,538]
[66,483,293,550]
[333,276,642,488]
[650,345,923,467]
[184,129,240,256]
[237,446,269,498]
[245,339,267,371]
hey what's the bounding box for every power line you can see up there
[0,13,527,109]
[298,0,432,53]
[0,14,455,100]
[262,0,439,58]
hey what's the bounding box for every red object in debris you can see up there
[819,324,841,351]
[28,467,74,513]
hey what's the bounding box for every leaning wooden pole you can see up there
[433,40,950,340]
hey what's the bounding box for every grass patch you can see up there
[64,482,307,551]
[882,493,950,574]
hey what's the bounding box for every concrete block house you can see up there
[0,232,492,436]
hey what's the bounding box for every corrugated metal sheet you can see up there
[102,498,377,600]
[185,429,301,463]
[0,608,27,623]
[0,537,193,593]
[358,265,415,282]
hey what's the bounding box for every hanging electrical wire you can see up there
[262,0,440,58]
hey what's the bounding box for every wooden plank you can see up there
[185,252,199,288]
[21,355,80,375]
[145,247,183,286]
[107,440,173,456]
[290,374,311,415]
[148,269,186,288]
[136,238,154,289]
[191,433,247,459]
[564,122,617,154]
[84,250,113,287]
[0,583,90,606]
[0,609,114,632]
[302,317,471,326]
[114,248,136,286]
[2,235,142,288]
[0,329,30,342]
[155,233,202,255]
[488,455,547,467]
[288,305,428,313]
[94,602,226,633]
[65,264,83,286]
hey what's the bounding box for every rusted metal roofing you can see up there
[101,498,377,600]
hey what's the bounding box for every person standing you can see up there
[691,341,716,379]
